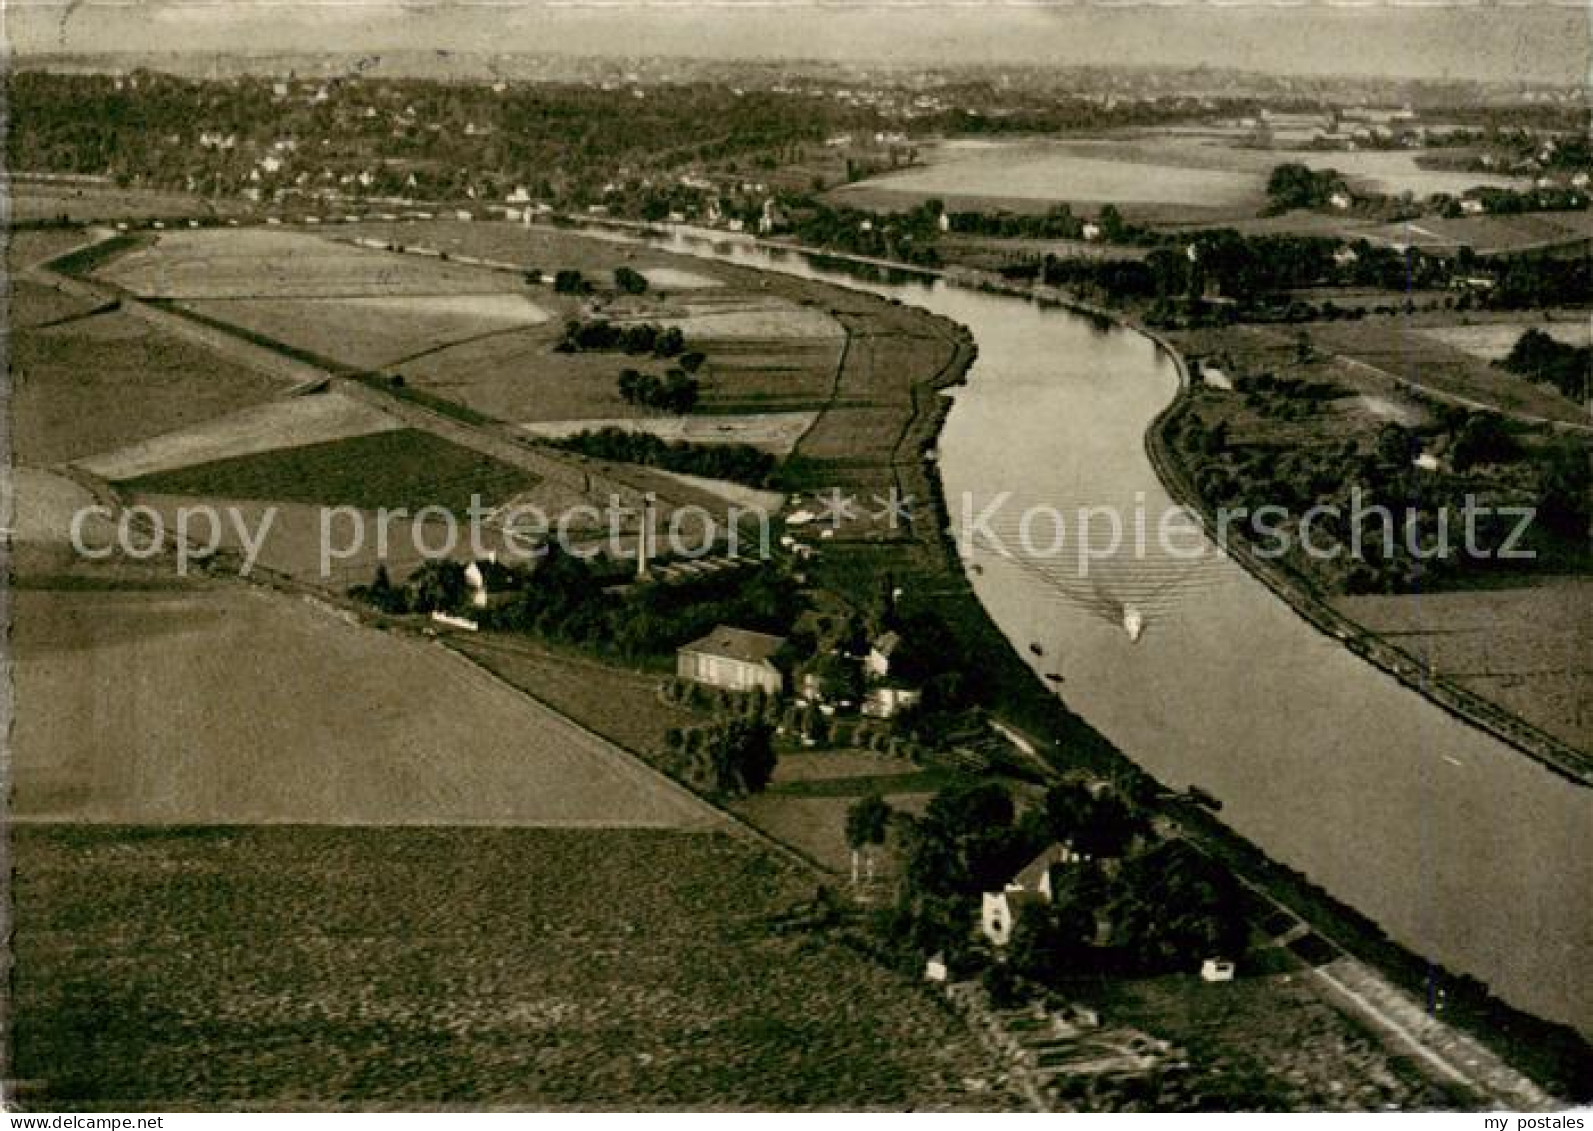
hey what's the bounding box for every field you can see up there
[339,218,735,285]
[182,292,552,369]
[97,228,528,300]
[1357,212,1593,258]
[118,427,539,514]
[109,223,850,429]
[830,134,1528,221]
[832,138,1262,216]
[1175,318,1588,428]
[11,298,285,467]
[1418,320,1591,364]
[731,750,945,874]
[77,392,401,480]
[10,825,1019,1109]
[11,584,713,827]
[10,177,244,224]
[1335,580,1592,752]
[1306,320,1589,425]
[449,632,703,763]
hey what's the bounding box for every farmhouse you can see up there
[980,843,1083,947]
[677,625,786,695]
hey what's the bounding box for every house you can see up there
[863,685,922,719]
[677,625,786,695]
[865,631,901,679]
[1200,958,1236,983]
[1329,191,1353,211]
[979,843,1082,946]
[1201,366,1234,392]
[1460,198,1486,216]
[463,556,520,611]
[981,886,1046,948]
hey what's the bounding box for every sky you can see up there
[6,0,1590,84]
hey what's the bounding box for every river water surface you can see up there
[637,228,1591,1033]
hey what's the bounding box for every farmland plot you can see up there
[1336,580,1592,752]
[1309,320,1590,424]
[11,307,284,466]
[12,825,1016,1109]
[118,428,539,514]
[833,135,1526,219]
[11,584,716,827]
[1418,321,1592,364]
[98,228,527,300]
[77,392,401,481]
[182,292,551,370]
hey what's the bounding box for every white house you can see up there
[677,625,786,695]
[1201,366,1234,392]
[462,556,519,611]
[1460,198,1486,215]
[979,843,1082,946]
[981,887,1045,948]
[1200,958,1236,983]
[865,631,901,679]
[863,685,922,719]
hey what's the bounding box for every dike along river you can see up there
[634,227,1591,1033]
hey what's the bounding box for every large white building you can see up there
[677,625,786,695]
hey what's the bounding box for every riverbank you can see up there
[618,227,1592,1096]
[45,215,1590,1097]
[1144,367,1592,788]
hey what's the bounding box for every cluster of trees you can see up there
[613,265,649,294]
[558,318,688,358]
[1263,163,1351,214]
[785,199,945,267]
[617,367,700,413]
[552,269,593,295]
[350,545,798,662]
[1485,256,1593,310]
[663,717,776,796]
[1440,185,1588,218]
[873,775,1245,987]
[549,427,775,487]
[1498,328,1590,403]
[1171,384,1589,594]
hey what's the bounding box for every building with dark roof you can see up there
[677,624,786,695]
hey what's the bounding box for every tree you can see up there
[1536,440,1591,539]
[408,559,467,614]
[1006,899,1096,986]
[613,265,649,294]
[805,650,864,705]
[1450,412,1518,471]
[553,268,588,295]
[845,792,893,884]
[681,717,776,796]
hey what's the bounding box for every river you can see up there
[632,227,1592,1034]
